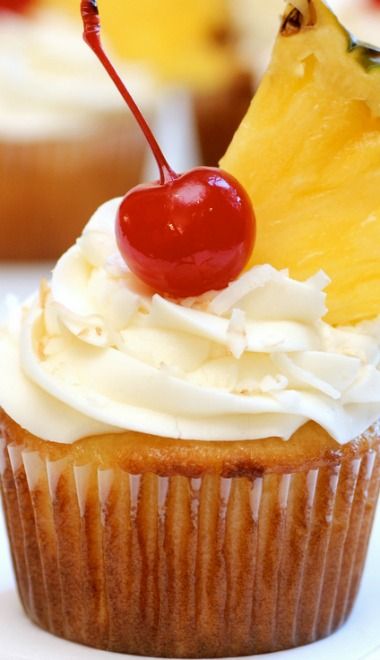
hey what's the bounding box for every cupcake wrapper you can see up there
[1,435,379,658]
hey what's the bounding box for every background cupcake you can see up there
[0,2,157,260]
[42,0,255,167]
[333,0,380,45]
[0,0,255,260]
[230,0,284,78]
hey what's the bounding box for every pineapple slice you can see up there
[221,0,380,326]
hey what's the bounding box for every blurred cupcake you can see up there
[44,0,254,167]
[0,199,379,657]
[0,4,156,259]
[330,0,380,45]
[229,0,285,79]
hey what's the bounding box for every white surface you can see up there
[0,266,379,659]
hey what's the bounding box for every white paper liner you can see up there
[0,431,379,657]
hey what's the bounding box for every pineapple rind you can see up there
[221,0,380,326]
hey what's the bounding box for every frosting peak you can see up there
[1,198,380,444]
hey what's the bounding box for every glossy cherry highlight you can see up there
[81,0,256,298]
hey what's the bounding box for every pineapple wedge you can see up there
[221,0,380,326]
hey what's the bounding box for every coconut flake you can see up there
[227,309,247,359]
[209,265,279,316]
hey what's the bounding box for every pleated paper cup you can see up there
[0,116,147,260]
[1,411,379,658]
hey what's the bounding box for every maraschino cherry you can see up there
[81,0,255,298]
[0,0,33,12]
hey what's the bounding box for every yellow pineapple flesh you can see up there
[221,0,380,326]
[41,0,240,91]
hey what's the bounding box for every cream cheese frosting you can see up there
[1,197,380,445]
[0,9,156,140]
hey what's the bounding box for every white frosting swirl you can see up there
[1,197,380,445]
[0,9,156,140]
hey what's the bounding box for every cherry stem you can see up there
[80,0,177,185]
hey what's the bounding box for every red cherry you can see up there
[0,0,33,12]
[81,1,256,297]
[116,168,255,298]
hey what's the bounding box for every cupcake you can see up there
[1,0,380,657]
[0,202,379,657]
[0,4,156,260]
